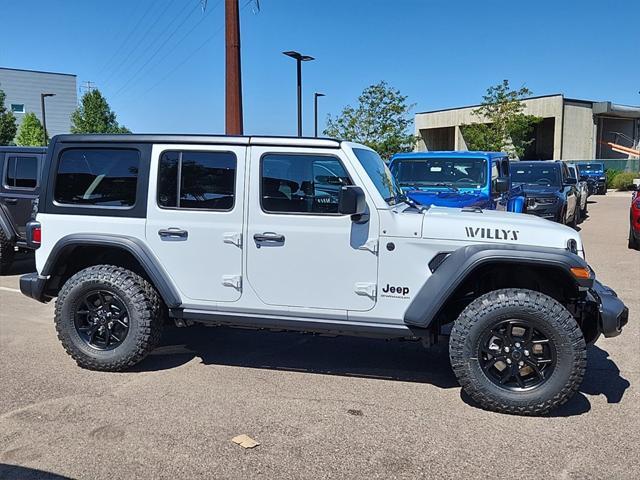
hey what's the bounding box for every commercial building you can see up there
[414,94,640,161]
[0,67,77,138]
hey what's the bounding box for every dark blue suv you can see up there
[388,151,524,212]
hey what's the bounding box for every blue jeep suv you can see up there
[576,161,607,195]
[388,151,524,212]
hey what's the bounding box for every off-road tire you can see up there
[570,208,580,228]
[55,265,164,371]
[449,288,587,415]
[0,229,15,274]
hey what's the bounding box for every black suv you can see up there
[512,161,579,227]
[0,146,46,272]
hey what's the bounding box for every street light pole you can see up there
[283,51,314,137]
[314,92,325,138]
[40,93,55,146]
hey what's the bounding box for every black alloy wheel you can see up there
[478,320,556,391]
[74,290,130,350]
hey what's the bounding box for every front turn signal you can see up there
[570,267,591,279]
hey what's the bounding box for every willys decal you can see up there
[465,227,519,241]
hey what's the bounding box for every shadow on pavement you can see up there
[1,252,36,276]
[0,464,73,480]
[134,325,459,388]
[136,326,629,415]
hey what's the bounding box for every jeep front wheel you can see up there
[449,288,586,415]
[54,265,164,371]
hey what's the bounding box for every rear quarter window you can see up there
[54,149,140,207]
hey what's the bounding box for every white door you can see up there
[246,146,379,312]
[146,144,245,303]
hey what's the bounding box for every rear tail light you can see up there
[32,226,41,243]
[26,221,41,249]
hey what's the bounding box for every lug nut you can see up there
[515,342,521,348]
[524,350,530,356]
[504,346,510,353]
[519,361,524,367]
[506,358,512,364]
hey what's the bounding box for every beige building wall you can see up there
[561,101,596,160]
[415,95,566,158]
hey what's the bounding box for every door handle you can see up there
[5,198,17,205]
[158,228,188,241]
[253,232,285,247]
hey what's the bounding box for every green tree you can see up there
[71,89,130,134]
[460,80,541,159]
[15,112,47,146]
[0,87,18,145]
[324,81,416,160]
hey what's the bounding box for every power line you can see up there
[97,1,153,77]
[112,0,207,99]
[102,0,178,89]
[114,0,223,101]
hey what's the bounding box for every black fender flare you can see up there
[42,234,182,308]
[404,244,592,329]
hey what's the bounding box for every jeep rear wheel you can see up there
[449,289,586,415]
[55,265,164,371]
[0,229,15,273]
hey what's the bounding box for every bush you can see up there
[605,169,620,188]
[610,172,638,191]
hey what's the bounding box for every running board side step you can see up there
[170,308,421,340]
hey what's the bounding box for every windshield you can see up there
[577,163,604,173]
[352,148,403,205]
[511,164,561,187]
[392,157,487,189]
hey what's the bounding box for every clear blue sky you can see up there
[1,0,638,136]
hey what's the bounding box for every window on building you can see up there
[54,149,140,207]
[158,150,236,210]
[5,156,38,189]
[10,104,25,113]
[261,154,352,214]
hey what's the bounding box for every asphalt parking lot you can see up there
[1,193,638,480]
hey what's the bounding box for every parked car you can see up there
[576,161,607,195]
[19,134,628,416]
[567,163,588,217]
[629,185,640,250]
[0,146,47,272]
[513,161,579,227]
[388,151,524,212]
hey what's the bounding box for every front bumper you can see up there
[589,280,629,338]
[20,272,50,303]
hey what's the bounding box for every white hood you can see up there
[422,206,583,253]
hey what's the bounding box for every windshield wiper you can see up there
[433,183,459,192]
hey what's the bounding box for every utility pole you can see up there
[81,81,95,94]
[225,0,243,135]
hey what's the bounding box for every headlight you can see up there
[526,197,557,208]
[599,176,606,181]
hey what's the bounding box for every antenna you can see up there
[201,0,208,12]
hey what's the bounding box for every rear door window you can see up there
[54,149,140,207]
[5,156,38,189]
[157,150,237,210]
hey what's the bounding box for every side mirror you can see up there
[565,177,577,185]
[493,177,509,195]
[338,185,368,222]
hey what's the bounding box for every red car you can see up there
[630,186,640,250]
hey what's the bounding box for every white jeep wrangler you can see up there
[20,134,628,415]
